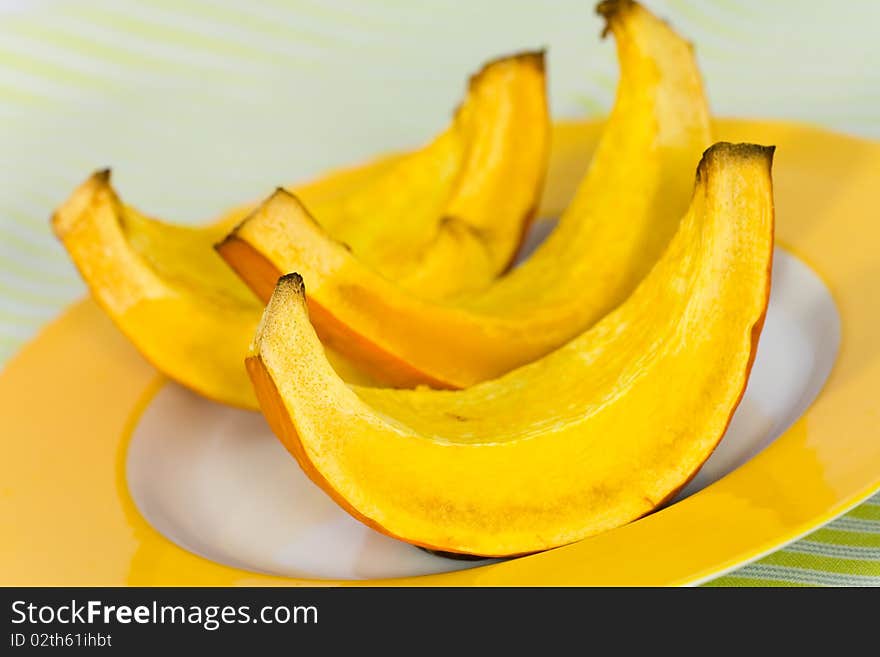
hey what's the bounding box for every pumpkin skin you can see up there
[51,51,549,408]
[247,142,776,557]
[219,0,713,389]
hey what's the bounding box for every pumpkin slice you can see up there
[248,142,775,557]
[220,0,712,389]
[300,50,549,300]
[52,52,549,409]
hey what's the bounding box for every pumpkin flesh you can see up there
[248,142,776,557]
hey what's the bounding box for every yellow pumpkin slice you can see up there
[300,51,549,300]
[220,0,712,389]
[248,142,775,557]
[52,52,549,409]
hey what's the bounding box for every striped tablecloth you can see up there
[1,0,878,586]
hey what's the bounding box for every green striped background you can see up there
[1,0,878,586]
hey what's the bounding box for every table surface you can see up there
[1,0,878,586]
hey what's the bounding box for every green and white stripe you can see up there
[1,0,878,586]
[708,492,880,586]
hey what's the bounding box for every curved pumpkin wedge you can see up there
[220,0,713,389]
[204,49,549,301]
[51,173,376,409]
[247,142,775,557]
[299,50,549,299]
[51,52,548,409]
